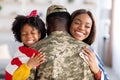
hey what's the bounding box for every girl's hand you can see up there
[82,47,100,74]
[27,52,45,69]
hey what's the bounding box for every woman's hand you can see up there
[27,52,45,69]
[82,47,100,74]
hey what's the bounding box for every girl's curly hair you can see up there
[11,15,46,42]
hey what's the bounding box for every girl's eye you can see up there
[31,31,37,34]
[31,32,34,34]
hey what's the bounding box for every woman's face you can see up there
[70,13,92,40]
[21,24,41,47]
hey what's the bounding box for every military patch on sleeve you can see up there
[79,52,89,65]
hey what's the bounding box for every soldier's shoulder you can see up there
[31,38,48,50]
[69,38,89,46]
[77,40,89,47]
[71,39,90,49]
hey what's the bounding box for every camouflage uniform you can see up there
[28,31,95,80]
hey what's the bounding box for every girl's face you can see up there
[21,24,41,47]
[70,13,92,40]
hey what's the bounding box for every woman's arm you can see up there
[94,51,109,80]
[82,47,109,80]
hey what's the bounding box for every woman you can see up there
[69,9,109,80]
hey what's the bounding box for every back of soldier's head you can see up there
[46,5,70,35]
[46,12,70,29]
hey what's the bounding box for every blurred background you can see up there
[0,0,120,80]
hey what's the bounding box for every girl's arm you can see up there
[12,63,31,80]
[12,53,45,80]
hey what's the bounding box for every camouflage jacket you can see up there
[28,31,95,80]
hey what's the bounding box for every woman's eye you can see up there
[85,25,91,28]
[74,21,80,24]
[21,33,27,36]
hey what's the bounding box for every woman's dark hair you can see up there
[70,9,96,45]
[11,15,46,42]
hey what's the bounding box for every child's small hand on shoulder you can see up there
[27,52,45,69]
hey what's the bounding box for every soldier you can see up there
[29,5,95,80]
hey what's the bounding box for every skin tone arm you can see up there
[12,52,45,80]
[27,52,45,68]
[82,47,100,74]
[82,47,102,80]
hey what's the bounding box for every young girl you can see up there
[5,10,46,80]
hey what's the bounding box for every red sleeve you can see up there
[94,69,102,80]
[19,46,39,57]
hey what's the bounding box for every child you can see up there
[5,10,46,80]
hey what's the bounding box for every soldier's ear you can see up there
[46,22,48,29]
